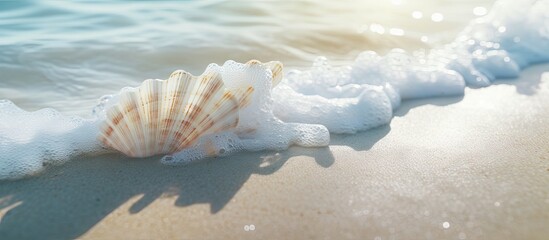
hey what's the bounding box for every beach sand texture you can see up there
[1,64,548,239]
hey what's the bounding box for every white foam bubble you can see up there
[0,100,105,180]
[272,50,466,133]
[271,0,549,133]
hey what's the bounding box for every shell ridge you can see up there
[174,95,239,151]
[160,70,193,153]
[127,91,145,156]
[117,96,140,157]
[170,71,222,152]
[159,77,182,154]
[144,80,160,154]
[106,105,136,156]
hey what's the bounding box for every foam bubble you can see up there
[272,50,465,133]
[271,0,549,133]
[0,100,105,180]
[272,84,393,134]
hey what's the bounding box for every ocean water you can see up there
[1,0,549,179]
[1,0,494,115]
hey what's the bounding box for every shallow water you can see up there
[0,0,494,116]
[2,0,549,179]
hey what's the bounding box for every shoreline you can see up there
[1,63,548,239]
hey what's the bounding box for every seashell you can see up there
[98,67,240,158]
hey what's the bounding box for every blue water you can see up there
[0,0,493,115]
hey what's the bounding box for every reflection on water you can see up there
[0,0,493,115]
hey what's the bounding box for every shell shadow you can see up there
[0,146,334,239]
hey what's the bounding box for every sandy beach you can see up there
[1,63,548,239]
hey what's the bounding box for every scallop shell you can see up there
[98,68,240,158]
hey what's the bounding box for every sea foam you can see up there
[0,100,104,180]
[1,0,548,180]
[272,0,549,133]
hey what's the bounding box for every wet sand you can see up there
[1,64,548,240]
